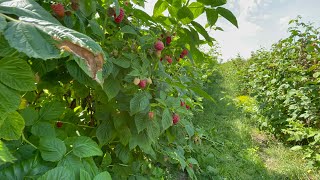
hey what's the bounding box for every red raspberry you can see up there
[148,112,154,120]
[51,3,65,18]
[180,49,188,58]
[180,101,185,107]
[139,79,147,88]
[56,121,63,128]
[166,36,172,45]
[186,105,190,110]
[172,114,180,125]
[114,8,125,23]
[154,41,164,51]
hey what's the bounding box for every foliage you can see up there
[0,0,237,179]
[243,17,320,167]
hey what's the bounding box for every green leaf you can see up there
[121,25,137,35]
[130,92,150,115]
[0,0,60,24]
[38,167,75,180]
[71,136,103,158]
[93,171,112,180]
[96,120,117,146]
[112,57,131,68]
[4,21,60,59]
[135,113,148,133]
[0,57,36,91]
[132,9,155,24]
[79,0,97,17]
[31,122,56,137]
[80,169,91,180]
[89,19,104,38]
[0,16,6,32]
[66,60,98,88]
[0,111,24,140]
[115,144,131,164]
[191,21,213,44]
[188,2,204,19]
[39,137,66,162]
[20,107,38,126]
[39,101,65,121]
[0,140,16,165]
[113,0,120,16]
[190,86,215,102]
[0,35,16,57]
[206,9,218,26]
[0,83,20,117]
[217,7,238,28]
[291,145,303,151]
[185,125,194,137]
[197,0,227,7]
[162,108,172,131]
[103,76,121,100]
[177,6,194,24]
[153,0,169,17]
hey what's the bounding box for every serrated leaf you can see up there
[0,35,16,57]
[80,169,91,180]
[31,122,56,137]
[162,108,172,131]
[115,144,131,164]
[93,171,112,180]
[66,60,98,88]
[0,140,16,165]
[113,0,120,16]
[191,21,213,44]
[206,9,218,26]
[217,7,238,28]
[20,107,38,126]
[71,136,103,158]
[38,167,75,180]
[79,0,96,17]
[39,101,65,121]
[4,21,60,59]
[121,25,137,35]
[89,19,104,38]
[103,76,120,100]
[112,57,131,68]
[188,2,204,19]
[0,111,24,140]
[130,92,150,115]
[0,0,60,24]
[153,0,169,17]
[0,16,6,32]
[133,9,155,24]
[39,137,66,162]
[185,125,194,137]
[0,57,36,91]
[135,113,148,133]
[96,121,117,146]
[0,83,20,117]
[177,6,194,24]
[291,145,303,151]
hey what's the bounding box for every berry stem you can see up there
[22,133,38,149]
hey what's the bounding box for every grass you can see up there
[192,61,320,179]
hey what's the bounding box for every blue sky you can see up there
[143,0,320,61]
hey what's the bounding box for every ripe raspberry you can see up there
[180,49,188,58]
[139,79,147,88]
[172,114,180,125]
[51,3,65,18]
[56,121,63,128]
[180,101,185,107]
[166,36,172,45]
[133,77,140,85]
[148,112,154,120]
[186,105,190,110]
[114,8,125,23]
[154,41,164,51]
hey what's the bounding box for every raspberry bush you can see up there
[0,0,237,179]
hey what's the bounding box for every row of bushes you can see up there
[241,17,320,167]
